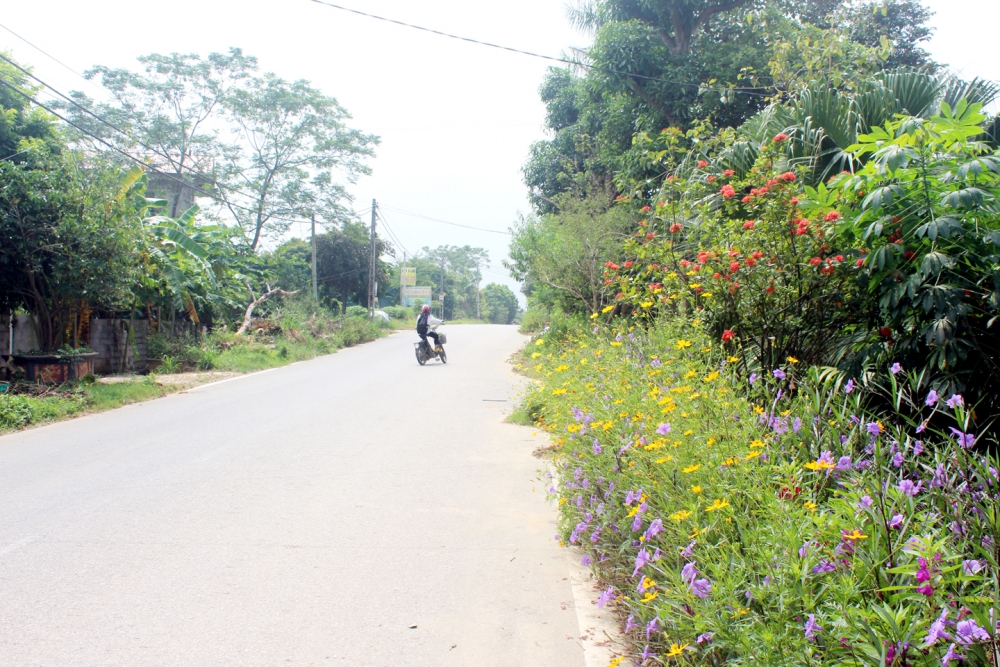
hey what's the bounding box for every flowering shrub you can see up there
[523,318,999,665]
[609,135,866,375]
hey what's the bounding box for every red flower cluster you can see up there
[707,175,717,183]
[721,329,735,343]
[723,169,735,177]
[721,184,736,199]
[779,171,796,182]
[742,220,755,230]
[669,223,683,233]
[773,133,788,143]
[697,160,709,168]
[810,257,822,266]
[623,261,634,268]
[697,251,714,264]
[640,205,652,213]
[605,261,620,270]
[645,232,655,240]
[729,261,741,273]
[793,218,810,236]
[824,211,841,222]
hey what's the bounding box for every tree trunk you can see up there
[236,288,299,335]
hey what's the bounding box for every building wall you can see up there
[0,314,41,355]
[89,319,149,374]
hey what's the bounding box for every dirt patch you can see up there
[99,371,243,390]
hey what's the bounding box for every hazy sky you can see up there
[1,0,996,300]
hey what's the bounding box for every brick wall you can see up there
[89,319,149,374]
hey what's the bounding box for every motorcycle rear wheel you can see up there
[416,347,427,365]
[438,347,447,364]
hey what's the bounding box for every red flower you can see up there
[729,261,741,272]
[825,211,842,222]
[713,272,722,279]
[742,195,753,203]
[790,197,800,205]
[723,169,735,177]
[742,220,755,230]
[640,205,651,213]
[904,250,915,261]
[773,133,788,143]
[765,286,775,294]
[648,283,662,290]
[721,329,735,343]
[821,266,834,275]
[728,250,741,258]
[721,184,736,199]
[697,251,712,263]
[669,223,683,233]
[780,172,796,182]
[679,259,691,268]
[833,254,845,262]
[605,261,620,270]
[603,279,613,285]
[767,179,779,188]
[615,292,624,299]
[879,327,892,337]
[645,232,655,240]
[623,261,634,268]
[809,257,822,266]
[855,258,865,267]
[751,251,764,259]
[746,257,756,267]
[707,175,717,183]
[697,160,709,168]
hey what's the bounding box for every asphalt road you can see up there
[0,325,585,666]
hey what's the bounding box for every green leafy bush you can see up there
[0,394,35,429]
[383,305,413,321]
[345,305,368,318]
[519,308,549,334]
[525,317,999,665]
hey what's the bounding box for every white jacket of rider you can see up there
[416,313,443,327]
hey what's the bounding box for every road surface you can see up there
[0,325,587,666]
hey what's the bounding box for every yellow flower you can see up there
[682,464,702,473]
[727,355,740,363]
[843,529,868,540]
[602,305,615,314]
[580,358,588,366]
[640,301,654,308]
[704,371,720,382]
[552,388,568,396]
[667,272,678,278]
[691,485,702,494]
[666,643,689,657]
[611,341,623,347]
[804,459,835,471]
[753,405,765,414]
[655,456,668,464]
[744,450,762,460]
[535,339,545,346]
[555,364,569,372]
[707,437,716,446]
[590,312,599,319]
[705,498,730,512]
[804,501,818,510]
[683,429,694,436]
[684,370,697,379]
[670,509,692,521]
[531,352,541,359]
[787,356,799,364]
[702,292,713,298]
[641,591,658,603]
[608,658,625,667]
[750,439,765,448]
[676,339,693,349]
[566,424,581,433]
[642,576,656,589]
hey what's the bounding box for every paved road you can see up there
[0,325,584,666]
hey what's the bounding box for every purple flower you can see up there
[913,440,924,456]
[925,390,939,407]
[593,440,603,455]
[946,394,964,409]
[625,615,638,633]
[749,372,758,385]
[892,451,904,467]
[680,541,696,559]
[625,490,639,505]
[955,619,990,645]
[812,560,836,574]
[844,378,855,394]
[819,450,835,466]
[867,422,882,436]
[681,561,698,584]
[696,632,714,644]
[645,617,659,640]
[581,555,591,566]
[632,548,651,576]
[643,518,664,542]
[890,362,902,374]
[898,479,922,496]
[690,578,712,598]
[804,614,822,641]
[656,422,672,435]
[916,557,932,583]
[858,495,873,510]
[773,368,786,380]
[793,417,803,433]
[799,542,811,558]
[926,609,951,646]
[916,584,934,596]
[641,644,652,660]
[571,407,584,421]
[949,428,976,449]
[836,455,853,471]
[632,514,643,532]
[597,586,614,608]
[942,643,964,665]
[963,559,984,576]
[889,514,904,529]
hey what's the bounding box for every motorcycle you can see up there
[414,323,447,365]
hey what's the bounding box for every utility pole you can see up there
[311,212,317,301]
[400,251,407,308]
[368,199,377,317]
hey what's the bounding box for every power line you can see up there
[380,204,511,236]
[0,21,98,90]
[374,206,410,257]
[306,0,770,97]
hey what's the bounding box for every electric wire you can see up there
[379,204,511,236]
[0,21,98,90]
[307,0,770,97]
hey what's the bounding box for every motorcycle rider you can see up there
[416,304,443,350]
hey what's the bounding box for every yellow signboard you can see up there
[401,267,416,287]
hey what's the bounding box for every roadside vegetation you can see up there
[507,0,1000,663]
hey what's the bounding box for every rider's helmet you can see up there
[422,304,430,312]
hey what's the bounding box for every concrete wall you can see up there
[89,319,149,374]
[0,314,41,355]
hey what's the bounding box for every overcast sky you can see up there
[1,0,996,302]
